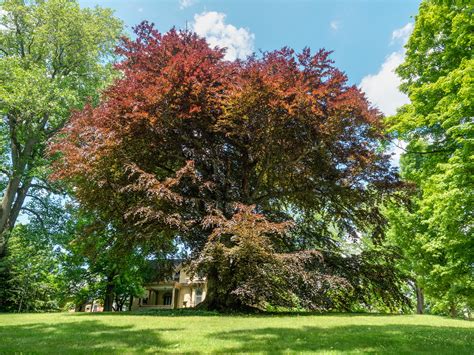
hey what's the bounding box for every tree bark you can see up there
[75,302,87,312]
[196,267,223,310]
[415,284,424,314]
[0,136,38,258]
[449,302,457,318]
[0,176,33,259]
[0,116,41,259]
[103,274,116,312]
[0,176,23,257]
[196,268,250,312]
[8,177,33,232]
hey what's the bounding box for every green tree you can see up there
[0,224,63,312]
[0,185,76,312]
[66,213,153,312]
[0,195,150,312]
[0,0,122,259]
[386,0,473,316]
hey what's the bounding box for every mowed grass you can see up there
[0,311,472,354]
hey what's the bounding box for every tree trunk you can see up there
[0,133,38,259]
[0,176,23,258]
[115,295,125,312]
[75,302,87,312]
[8,177,33,232]
[196,268,249,312]
[103,274,116,312]
[128,295,134,311]
[415,284,424,314]
[196,267,223,310]
[449,302,457,318]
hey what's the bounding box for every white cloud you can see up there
[192,11,255,61]
[359,51,408,117]
[138,7,143,13]
[330,20,340,31]
[359,23,414,166]
[391,23,414,44]
[179,0,197,10]
[0,9,9,32]
[391,139,407,166]
[359,23,413,117]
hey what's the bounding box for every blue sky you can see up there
[79,1,419,84]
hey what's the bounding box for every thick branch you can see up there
[25,193,50,212]
[8,176,33,231]
[392,140,454,155]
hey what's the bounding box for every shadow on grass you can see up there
[0,320,184,353]
[210,324,474,354]
[1,315,472,353]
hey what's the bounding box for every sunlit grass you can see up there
[0,311,472,353]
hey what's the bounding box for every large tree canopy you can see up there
[52,22,405,310]
[386,0,473,316]
[0,0,122,259]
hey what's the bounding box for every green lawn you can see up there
[0,311,472,353]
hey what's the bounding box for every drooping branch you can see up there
[20,207,47,233]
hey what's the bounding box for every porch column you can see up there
[171,287,176,309]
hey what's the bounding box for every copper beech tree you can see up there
[51,22,406,311]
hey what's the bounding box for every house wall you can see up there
[177,284,207,308]
[83,302,103,312]
[131,297,140,310]
[179,270,190,284]
[132,266,208,310]
[178,286,191,308]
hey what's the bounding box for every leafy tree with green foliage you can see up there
[0,224,63,312]
[0,194,150,312]
[386,0,473,317]
[0,185,75,311]
[0,0,122,260]
[66,212,152,312]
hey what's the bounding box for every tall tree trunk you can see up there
[449,302,457,318]
[196,267,245,311]
[415,284,424,314]
[0,132,37,259]
[8,177,33,232]
[196,267,223,310]
[103,274,116,312]
[0,176,32,262]
[0,176,23,258]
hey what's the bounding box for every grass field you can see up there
[0,311,472,353]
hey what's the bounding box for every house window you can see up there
[163,292,172,305]
[195,288,203,305]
